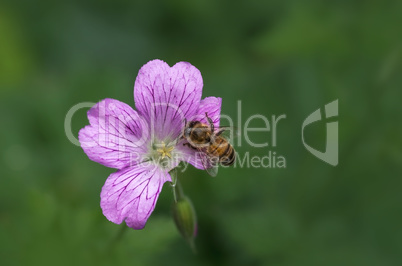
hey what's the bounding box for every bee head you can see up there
[184,127,192,138]
[188,121,199,128]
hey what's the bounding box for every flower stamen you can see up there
[156,141,174,159]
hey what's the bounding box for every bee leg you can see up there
[216,128,226,136]
[179,118,187,140]
[183,142,197,150]
[205,112,214,132]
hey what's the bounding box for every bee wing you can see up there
[196,150,219,177]
[215,126,239,144]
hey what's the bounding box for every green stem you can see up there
[170,168,184,202]
[107,223,128,252]
[174,179,184,201]
[189,238,197,254]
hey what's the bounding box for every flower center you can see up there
[147,140,178,169]
[156,141,174,159]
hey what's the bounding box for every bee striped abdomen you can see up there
[220,145,235,166]
[208,138,235,166]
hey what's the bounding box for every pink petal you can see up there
[101,164,171,229]
[134,59,203,140]
[79,98,149,169]
[175,139,210,170]
[192,97,222,129]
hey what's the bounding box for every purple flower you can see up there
[79,60,222,229]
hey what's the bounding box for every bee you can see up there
[181,113,236,176]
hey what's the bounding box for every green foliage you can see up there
[0,0,401,265]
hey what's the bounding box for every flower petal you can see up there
[101,164,171,229]
[79,99,149,169]
[175,139,209,170]
[134,59,203,140]
[192,97,222,129]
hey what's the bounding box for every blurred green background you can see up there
[1,0,402,265]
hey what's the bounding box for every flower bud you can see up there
[172,196,197,246]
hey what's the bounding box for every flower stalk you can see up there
[171,178,197,252]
